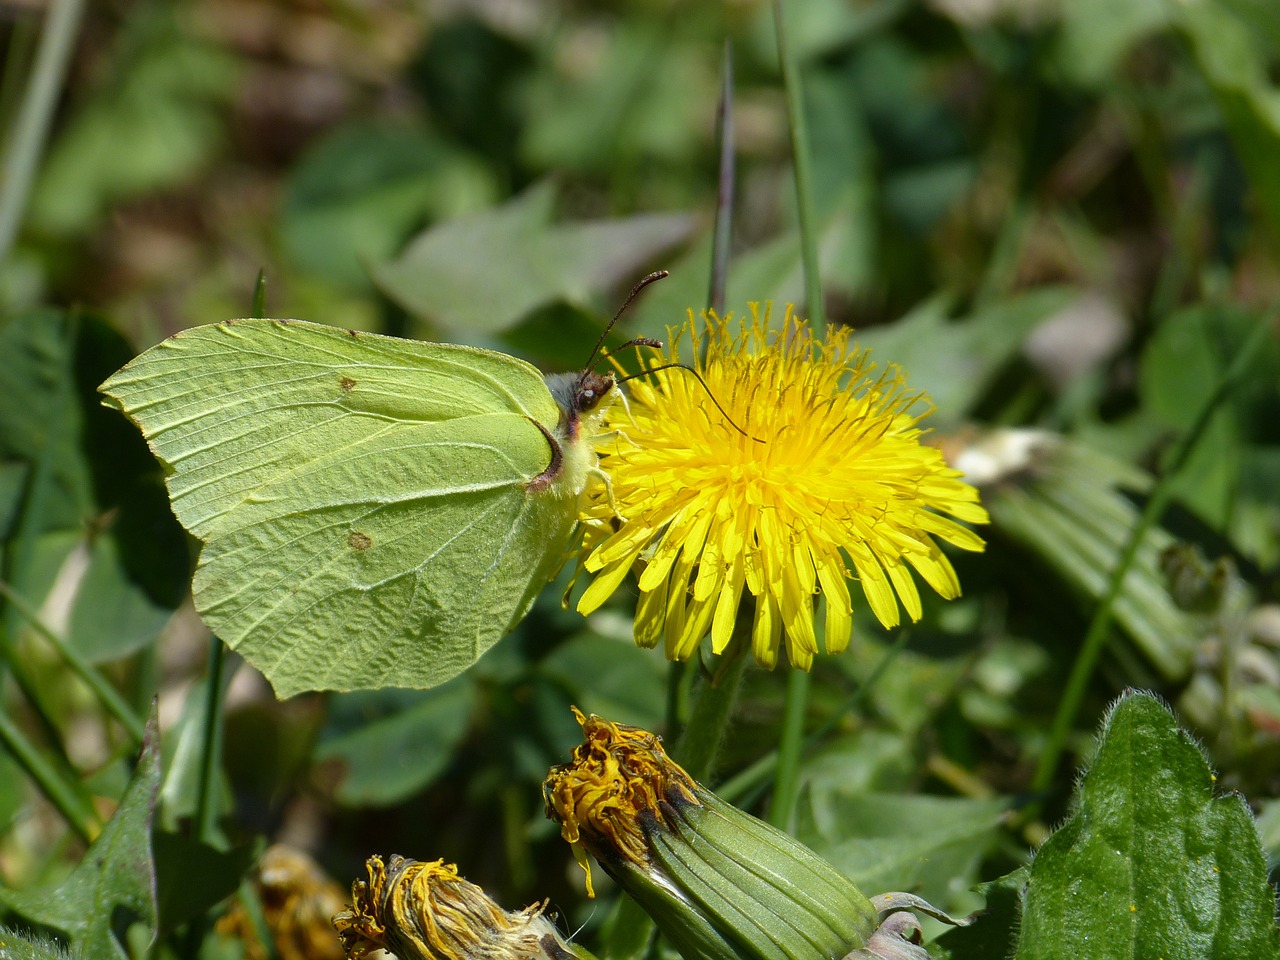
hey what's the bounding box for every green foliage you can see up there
[314,680,477,807]
[0,310,188,661]
[0,717,159,959]
[374,183,695,337]
[27,3,237,238]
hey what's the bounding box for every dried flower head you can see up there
[333,856,575,960]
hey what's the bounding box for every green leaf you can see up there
[1016,692,1280,960]
[538,627,666,729]
[313,680,477,806]
[0,713,160,959]
[797,791,1009,915]
[27,4,237,236]
[1138,304,1280,568]
[372,183,695,336]
[282,122,495,293]
[1049,0,1169,88]
[0,310,188,661]
[152,832,260,932]
[929,868,1024,960]
[854,288,1077,425]
[979,434,1199,679]
[1179,1,1280,239]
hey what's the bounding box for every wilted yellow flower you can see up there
[216,844,347,960]
[333,855,579,960]
[543,708,879,960]
[576,305,988,669]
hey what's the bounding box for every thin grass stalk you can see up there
[0,580,145,745]
[1031,312,1273,796]
[0,709,96,843]
[773,0,824,333]
[708,40,734,316]
[0,0,86,267]
[767,666,808,829]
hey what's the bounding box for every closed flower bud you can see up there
[543,709,879,960]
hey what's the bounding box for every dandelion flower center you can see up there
[576,304,988,670]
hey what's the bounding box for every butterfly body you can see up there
[101,318,616,697]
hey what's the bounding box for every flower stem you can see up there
[768,667,809,829]
[773,0,825,333]
[1032,311,1272,796]
[674,645,749,784]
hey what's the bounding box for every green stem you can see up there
[720,632,911,809]
[237,878,280,960]
[0,0,86,267]
[708,40,734,316]
[674,646,749,784]
[0,708,96,843]
[767,667,809,829]
[182,638,229,959]
[251,269,268,318]
[1032,312,1272,794]
[0,579,145,745]
[194,637,227,843]
[773,0,825,332]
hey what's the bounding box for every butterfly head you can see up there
[545,370,617,443]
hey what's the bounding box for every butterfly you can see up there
[100,273,666,697]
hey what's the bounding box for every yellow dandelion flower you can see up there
[575,304,988,670]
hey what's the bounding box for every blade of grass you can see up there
[773,0,824,333]
[0,580,145,745]
[708,40,734,316]
[251,269,268,319]
[1031,310,1273,797]
[0,708,97,843]
[0,0,86,267]
[767,666,808,829]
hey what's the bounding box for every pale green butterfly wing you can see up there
[100,319,580,697]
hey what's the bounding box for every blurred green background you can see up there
[1,0,1279,952]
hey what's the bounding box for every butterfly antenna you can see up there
[582,270,670,372]
[618,362,765,443]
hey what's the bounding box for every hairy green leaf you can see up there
[1016,692,1280,960]
[0,714,159,959]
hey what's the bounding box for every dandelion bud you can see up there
[543,709,879,960]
